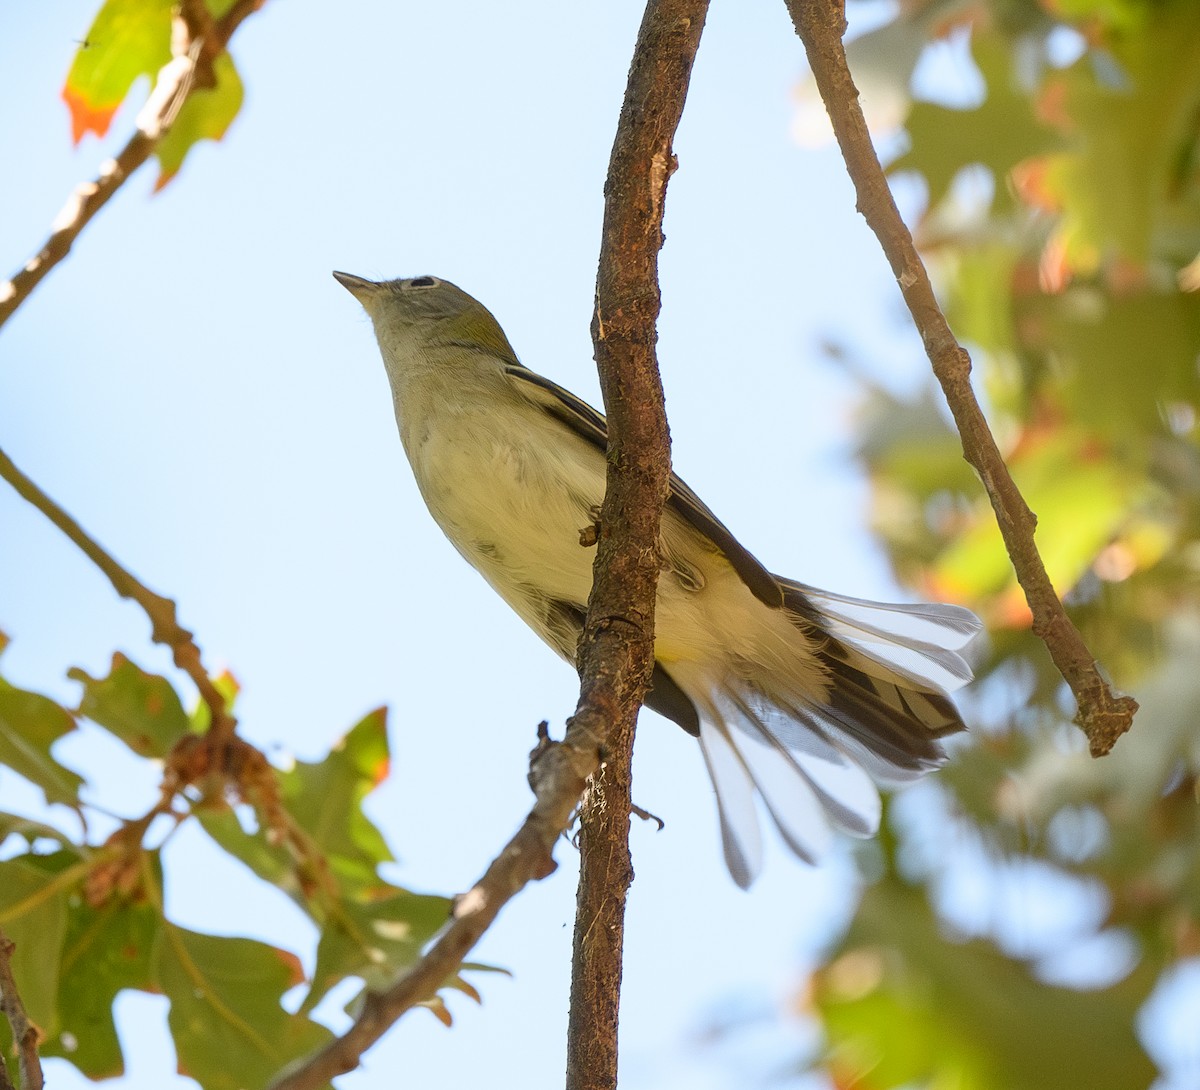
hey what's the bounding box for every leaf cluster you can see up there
[0,644,470,1090]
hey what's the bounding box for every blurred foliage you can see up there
[796,0,1200,1086]
[0,644,472,1089]
[815,876,1157,1089]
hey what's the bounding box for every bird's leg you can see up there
[630,801,665,831]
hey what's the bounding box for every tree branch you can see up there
[0,0,265,332]
[266,4,703,1083]
[783,0,1138,756]
[0,929,43,1090]
[569,3,708,1088]
[0,443,235,741]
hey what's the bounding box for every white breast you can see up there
[404,388,605,609]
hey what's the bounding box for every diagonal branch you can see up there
[0,443,234,740]
[0,928,43,1090]
[569,2,707,1088]
[265,730,596,1090]
[783,0,1137,756]
[0,0,265,332]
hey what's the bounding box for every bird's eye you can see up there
[409,276,438,289]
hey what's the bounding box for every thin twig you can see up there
[0,929,44,1090]
[0,443,235,740]
[569,3,707,1088]
[0,0,265,331]
[783,0,1137,755]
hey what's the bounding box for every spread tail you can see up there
[677,582,980,888]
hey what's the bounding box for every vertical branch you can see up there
[261,7,710,1078]
[783,0,1137,755]
[568,3,709,1089]
[0,930,43,1090]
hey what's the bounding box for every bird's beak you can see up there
[332,270,381,303]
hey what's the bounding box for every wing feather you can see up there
[505,365,784,608]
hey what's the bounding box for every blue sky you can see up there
[0,2,955,1087]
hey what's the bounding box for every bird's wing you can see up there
[504,363,785,608]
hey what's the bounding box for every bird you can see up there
[334,271,980,888]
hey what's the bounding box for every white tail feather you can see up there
[722,690,881,837]
[720,708,832,865]
[823,626,974,692]
[796,583,981,648]
[698,720,763,890]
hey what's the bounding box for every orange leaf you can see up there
[62,85,120,144]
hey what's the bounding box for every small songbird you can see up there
[334,271,979,888]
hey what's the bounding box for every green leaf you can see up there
[0,810,77,851]
[153,51,245,189]
[858,386,979,499]
[304,890,453,1013]
[1024,287,1200,440]
[42,888,161,1078]
[63,0,174,141]
[813,877,1158,1090]
[197,805,296,891]
[155,926,333,1090]
[0,854,78,1036]
[943,240,1022,358]
[198,709,395,905]
[891,31,1061,210]
[0,680,84,808]
[282,709,393,888]
[196,707,398,944]
[1035,1,1200,268]
[1046,0,1155,33]
[70,654,192,758]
